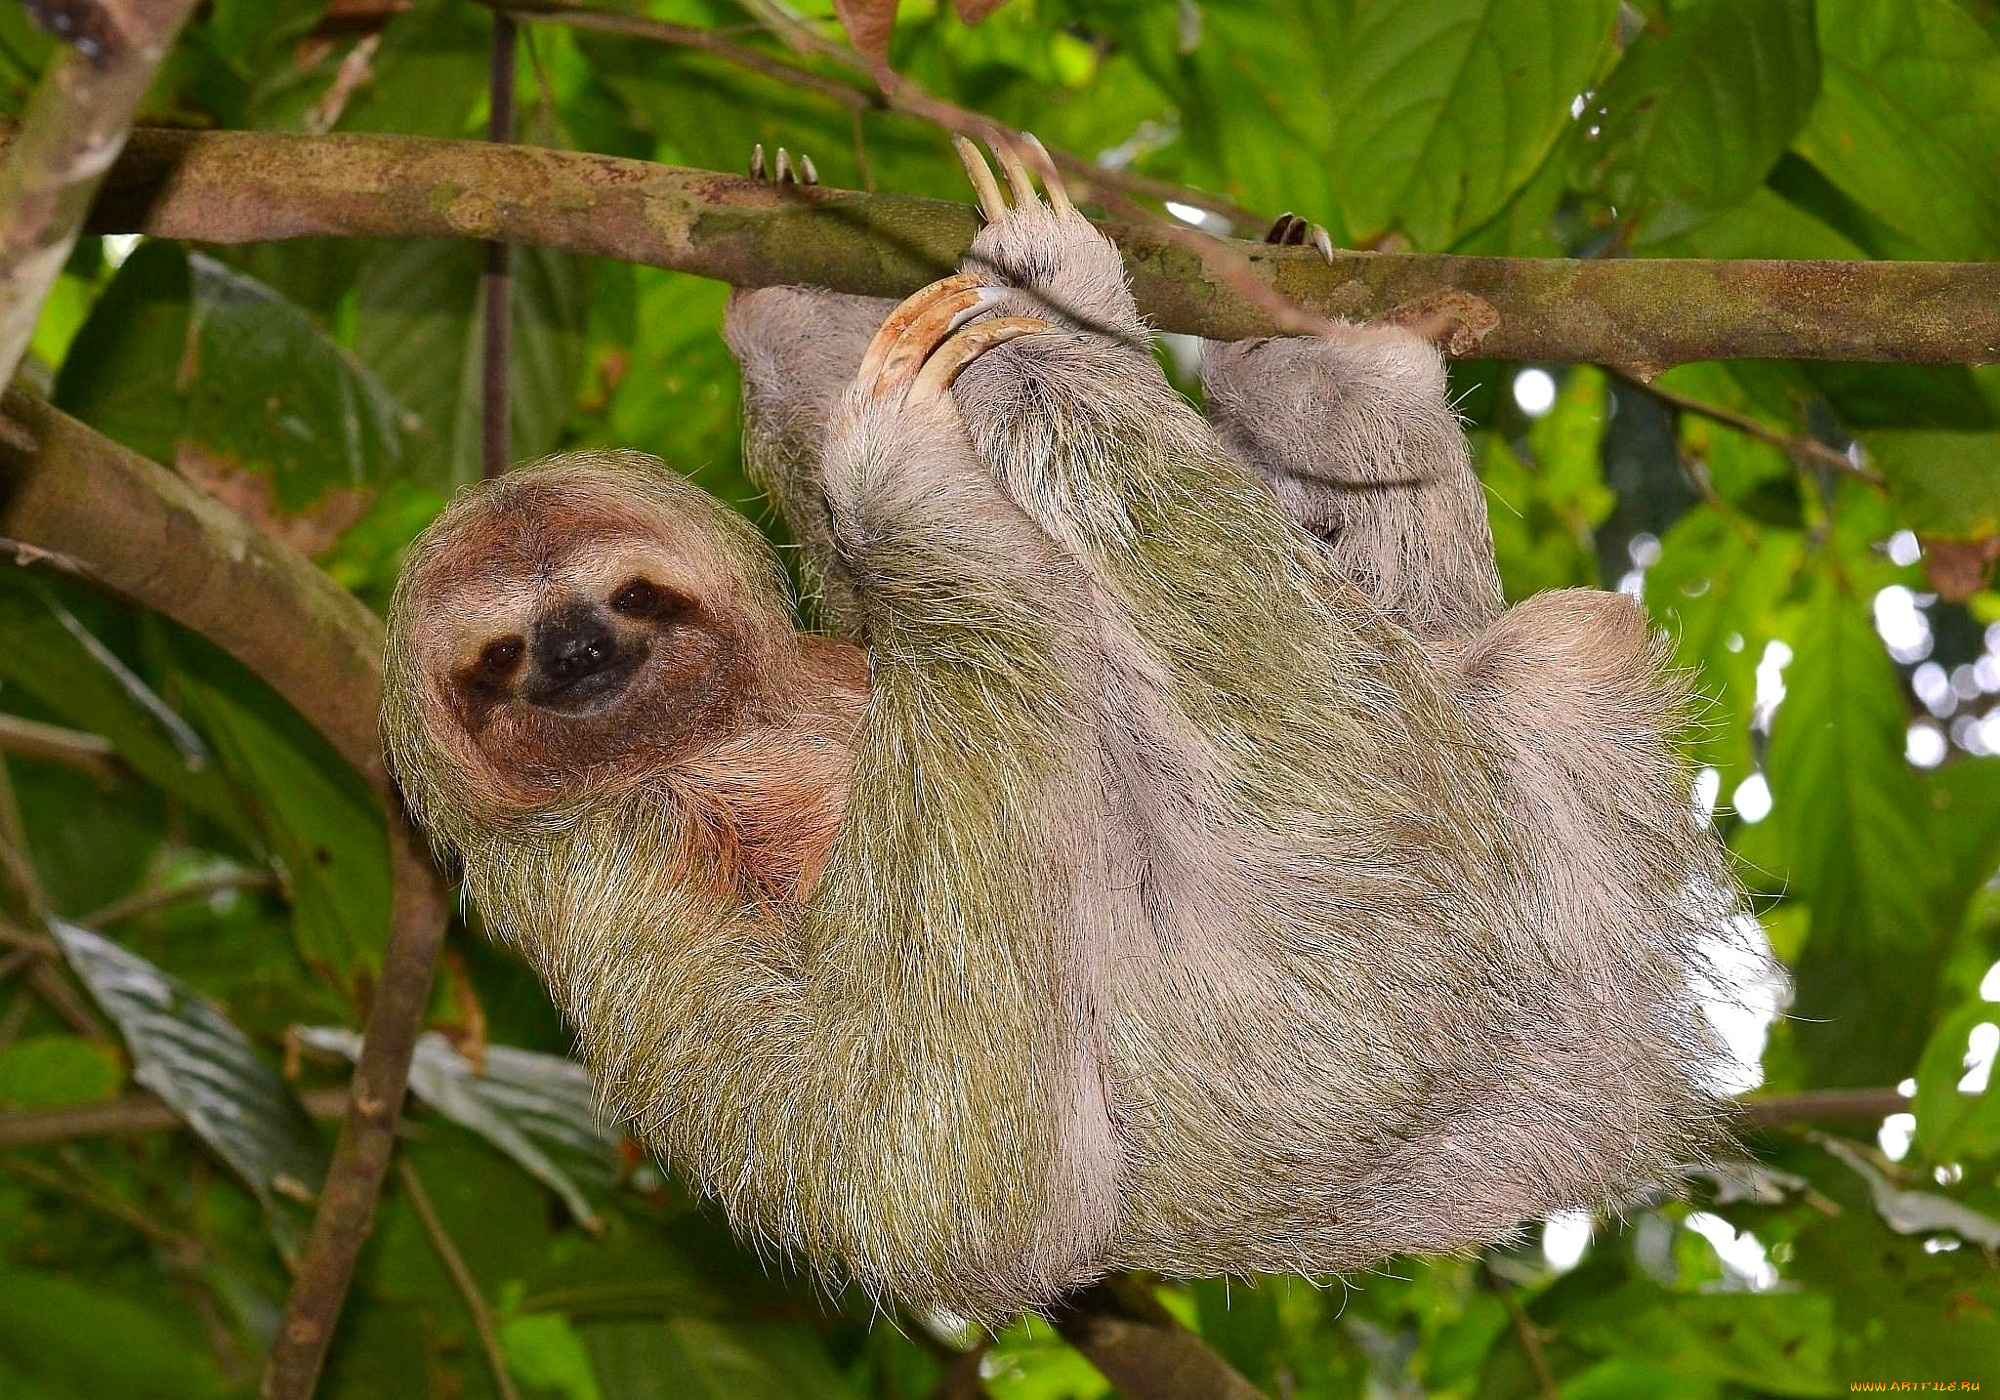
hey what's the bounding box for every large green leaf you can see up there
[1324,0,1621,247]
[168,641,390,988]
[0,1269,226,1400]
[1863,429,2000,540]
[1765,573,1947,1084]
[579,1318,860,1400]
[1588,0,1820,244]
[52,242,407,528]
[0,579,247,838]
[300,1027,618,1226]
[353,239,589,488]
[1796,0,2000,259]
[1913,1000,2000,1161]
[50,921,328,1252]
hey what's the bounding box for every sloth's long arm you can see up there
[791,277,1118,1315]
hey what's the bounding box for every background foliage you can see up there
[2,0,1999,1395]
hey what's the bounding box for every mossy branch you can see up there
[57,127,2000,369]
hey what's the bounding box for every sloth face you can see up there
[390,459,781,812]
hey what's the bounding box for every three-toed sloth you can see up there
[382,139,1778,1321]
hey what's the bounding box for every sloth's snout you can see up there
[524,604,642,713]
[536,607,618,681]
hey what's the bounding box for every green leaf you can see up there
[354,239,589,488]
[1913,1000,2000,1160]
[500,1314,605,1400]
[1325,0,1621,247]
[1564,1291,1838,1397]
[300,1028,617,1226]
[0,578,249,840]
[168,642,389,987]
[1862,429,2000,540]
[1796,0,2000,258]
[53,243,407,532]
[1480,368,1617,598]
[1587,0,1819,244]
[1765,572,1948,1084]
[579,1318,860,1400]
[0,1269,226,1400]
[0,1035,123,1110]
[49,921,328,1252]
[1646,510,1805,773]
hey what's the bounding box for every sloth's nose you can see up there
[534,608,619,682]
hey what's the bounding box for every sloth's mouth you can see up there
[522,649,645,714]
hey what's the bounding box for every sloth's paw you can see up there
[954,135,1142,342]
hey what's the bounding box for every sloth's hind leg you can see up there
[1201,217,1502,648]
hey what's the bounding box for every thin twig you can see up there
[1736,1087,1907,1129]
[0,712,119,785]
[489,0,1266,227]
[1484,1261,1561,1400]
[1610,368,1882,487]
[0,1086,350,1149]
[80,869,279,929]
[482,10,517,481]
[397,1157,523,1400]
[0,1151,203,1257]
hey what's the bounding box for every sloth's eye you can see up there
[611,578,660,617]
[479,636,525,677]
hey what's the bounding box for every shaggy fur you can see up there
[382,149,1779,1322]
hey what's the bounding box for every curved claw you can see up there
[956,133,1076,222]
[955,136,1008,223]
[1017,133,1073,215]
[1266,211,1336,263]
[910,317,1052,400]
[857,273,989,393]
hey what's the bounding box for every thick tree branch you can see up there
[0,391,451,1400]
[0,0,203,384]
[60,128,2000,367]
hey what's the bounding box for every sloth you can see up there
[382,138,1778,1321]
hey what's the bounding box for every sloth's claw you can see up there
[911,317,1050,399]
[955,136,1009,223]
[1266,211,1335,262]
[750,144,818,186]
[857,273,987,395]
[954,132,1075,222]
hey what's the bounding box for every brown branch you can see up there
[60,127,2000,366]
[1736,1087,1908,1129]
[0,0,205,384]
[1610,368,1883,486]
[397,1157,522,1400]
[1484,1261,1561,1400]
[0,713,119,785]
[482,11,517,480]
[265,817,448,1400]
[0,1086,349,1149]
[1051,1275,1267,1400]
[0,391,452,1400]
